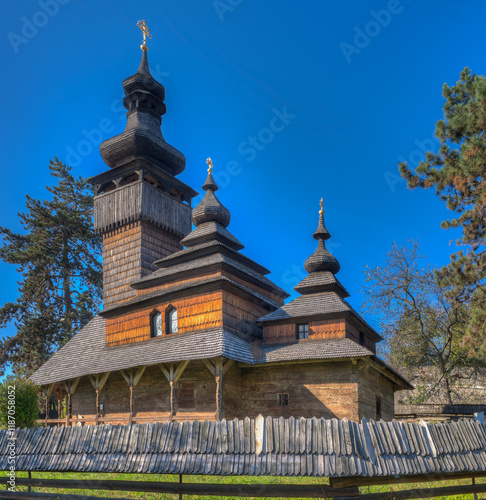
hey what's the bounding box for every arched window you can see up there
[167,307,178,334]
[151,310,162,337]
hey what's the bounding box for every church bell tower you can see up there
[90,22,197,308]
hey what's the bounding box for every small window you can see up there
[376,396,382,421]
[297,324,309,339]
[167,307,178,334]
[359,331,365,346]
[277,393,289,406]
[151,311,162,337]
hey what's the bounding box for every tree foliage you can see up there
[0,376,39,429]
[399,68,486,357]
[0,159,102,376]
[361,241,485,404]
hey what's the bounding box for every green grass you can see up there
[5,471,486,500]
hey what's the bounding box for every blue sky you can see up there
[0,0,482,340]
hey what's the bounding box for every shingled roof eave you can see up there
[100,275,282,318]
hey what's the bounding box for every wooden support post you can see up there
[169,380,174,421]
[129,386,133,425]
[160,361,189,421]
[41,384,54,428]
[63,378,80,428]
[89,372,110,426]
[27,471,31,493]
[121,366,146,424]
[204,358,233,420]
[179,474,183,500]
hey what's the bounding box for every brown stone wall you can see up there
[357,361,395,421]
[102,220,182,308]
[238,361,360,420]
[105,291,224,346]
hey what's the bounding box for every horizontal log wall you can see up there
[106,291,224,345]
[70,360,395,423]
[357,361,395,421]
[239,361,360,421]
[72,363,219,422]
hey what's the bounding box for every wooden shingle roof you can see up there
[1,416,485,478]
[30,317,255,386]
[30,316,398,386]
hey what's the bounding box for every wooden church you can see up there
[30,26,411,425]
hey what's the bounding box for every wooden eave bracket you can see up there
[41,383,54,398]
[203,357,234,376]
[64,377,81,395]
[88,372,111,392]
[120,366,146,387]
[159,360,189,383]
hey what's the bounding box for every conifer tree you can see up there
[399,68,486,357]
[0,159,102,376]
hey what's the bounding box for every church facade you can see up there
[30,38,411,425]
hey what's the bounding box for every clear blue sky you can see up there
[0,0,481,340]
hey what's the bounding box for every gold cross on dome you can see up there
[319,197,324,215]
[137,20,152,48]
[206,157,214,173]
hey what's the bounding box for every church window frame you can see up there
[150,309,163,338]
[166,305,179,335]
[297,323,309,340]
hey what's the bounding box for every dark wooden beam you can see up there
[6,477,359,498]
[330,471,486,489]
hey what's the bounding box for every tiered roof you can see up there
[103,159,288,315]
[257,201,381,342]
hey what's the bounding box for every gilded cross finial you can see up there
[319,197,324,215]
[137,20,152,51]
[206,157,214,173]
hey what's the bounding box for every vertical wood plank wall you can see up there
[105,291,224,346]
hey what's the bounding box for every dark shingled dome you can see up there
[192,169,231,228]
[304,212,340,274]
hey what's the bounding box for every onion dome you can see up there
[191,159,231,228]
[304,199,340,275]
[99,23,185,176]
